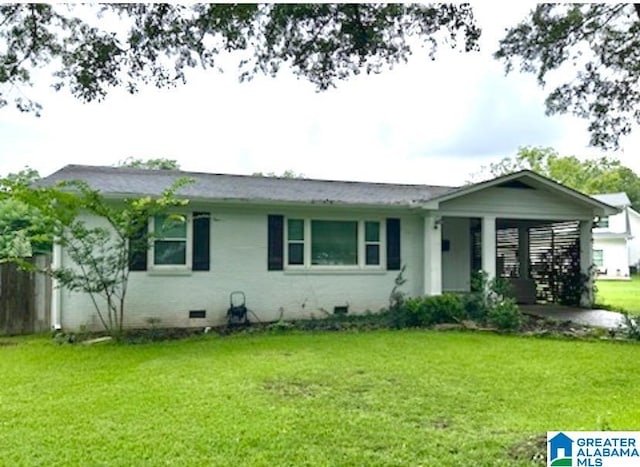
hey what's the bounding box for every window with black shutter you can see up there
[128,220,148,271]
[271,216,398,270]
[268,215,284,270]
[192,212,210,271]
[386,218,401,270]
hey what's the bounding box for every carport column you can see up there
[518,226,530,278]
[481,216,497,281]
[579,220,594,307]
[423,214,442,296]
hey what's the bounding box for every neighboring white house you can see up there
[41,165,617,331]
[591,192,640,279]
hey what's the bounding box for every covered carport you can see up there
[495,219,583,305]
[420,170,618,307]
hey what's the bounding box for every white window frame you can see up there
[593,249,604,268]
[149,213,192,271]
[364,221,382,266]
[284,217,386,270]
[286,218,305,266]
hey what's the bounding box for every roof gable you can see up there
[423,170,619,216]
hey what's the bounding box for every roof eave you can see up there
[100,192,418,211]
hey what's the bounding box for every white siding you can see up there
[440,187,595,220]
[593,207,640,277]
[594,208,627,235]
[609,210,627,234]
[57,206,426,330]
[593,237,629,278]
[441,217,470,292]
[629,209,640,268]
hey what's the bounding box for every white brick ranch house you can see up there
[42,165,617,331]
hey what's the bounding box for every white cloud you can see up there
[0,3,638,188]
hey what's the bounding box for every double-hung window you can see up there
[129,211,211,272]
[153,214,189,267]
[285,218,383,268]
[287,219,305,265]
[365,221,380,266]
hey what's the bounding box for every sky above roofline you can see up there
[1,3,638,186]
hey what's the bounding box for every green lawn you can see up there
[2,331,640,466]
[596,275,640,314]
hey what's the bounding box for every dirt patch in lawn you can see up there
[509,433,546,465]
[263,378,325,399]
[0,340,17,347]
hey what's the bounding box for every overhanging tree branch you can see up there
[0,3,480,111]
[496,3,640,150]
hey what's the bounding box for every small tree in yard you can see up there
[2,175,192,335]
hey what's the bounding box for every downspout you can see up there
[625,206,632,238]
[51,242,63,330]
[625,206,633,275]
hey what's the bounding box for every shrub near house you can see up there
[392,274,522,331]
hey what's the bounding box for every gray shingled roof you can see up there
[40,165,457,207]
[592,192,630,207]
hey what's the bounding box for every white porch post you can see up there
[423,214,442,296]
[579,220,594,307]
[482,216,497,281]
[518,226,530,278]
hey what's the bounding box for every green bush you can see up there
[461,292,487,322]
[470,271,515,299]
[398,293,464,327]
[465,271,521,328]
[486,298,522,331]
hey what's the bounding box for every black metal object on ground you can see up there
[227,291,248,325]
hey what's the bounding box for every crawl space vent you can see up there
[189,310,206,319]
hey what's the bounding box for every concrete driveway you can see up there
[521,304,627,329]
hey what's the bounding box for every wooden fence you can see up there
[0,255,51,335]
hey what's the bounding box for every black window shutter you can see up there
[192,212,210,271]
[128,220,148,271]
[386,218,401,270]
[268,215,284,271]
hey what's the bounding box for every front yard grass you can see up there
[596,275,640,314]
[2,331,640,465]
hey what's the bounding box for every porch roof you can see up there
[420,170,619,217]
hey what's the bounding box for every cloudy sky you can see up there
[1,3,639,187]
